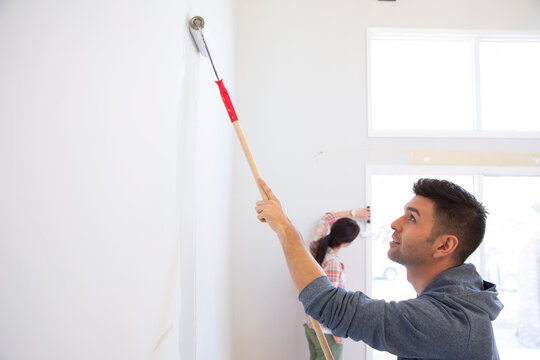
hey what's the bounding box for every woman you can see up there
[304,208,370,360]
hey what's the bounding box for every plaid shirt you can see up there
[308,212,345,344]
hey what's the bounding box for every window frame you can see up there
[366,28,540,139]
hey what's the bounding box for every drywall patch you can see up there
[314,149,325,162]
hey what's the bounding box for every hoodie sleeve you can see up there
[299,276,471,359]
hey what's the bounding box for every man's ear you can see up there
[433,234,459,259]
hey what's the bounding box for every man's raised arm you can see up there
[254,179,326,292]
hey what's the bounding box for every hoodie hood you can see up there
[421,263,504,321]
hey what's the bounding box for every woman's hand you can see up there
[354,207,371,220]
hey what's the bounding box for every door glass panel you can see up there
[482,176,540,359]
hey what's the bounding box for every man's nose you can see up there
[390,217,401,231]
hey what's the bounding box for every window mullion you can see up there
[473,38,482,132]
[475,175,486,276]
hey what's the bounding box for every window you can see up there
[480,41,540,131]
[365,166,540,360]
[367,29,540,137]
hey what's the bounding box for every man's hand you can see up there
[255,178,292,236]
[254,178,326,292]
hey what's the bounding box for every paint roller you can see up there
[189,16,268,201]
[188,16,335,360]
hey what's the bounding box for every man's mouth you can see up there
[391,234,401,245]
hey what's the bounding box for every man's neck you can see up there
[406,262,456,295]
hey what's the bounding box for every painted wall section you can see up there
[187,2,236,360]
[232,1,540,359]
[0,1,235,360]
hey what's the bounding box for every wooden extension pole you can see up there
[310,316,335,360]
[216,78,333,360]
[231,121,334,360]
[232,121,268,200]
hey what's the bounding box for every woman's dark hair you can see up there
[312,217,360,265]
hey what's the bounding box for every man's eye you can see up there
[407,214,416,222]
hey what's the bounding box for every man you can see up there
[255,178,503,360]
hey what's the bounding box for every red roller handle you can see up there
[215,79,238,123]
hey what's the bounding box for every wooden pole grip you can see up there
[232,121,268,200]
[233,121,334,360]
[310,316,335,360]
[231,122,331,358]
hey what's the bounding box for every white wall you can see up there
[0,1,235,359]
[232,1,540,359]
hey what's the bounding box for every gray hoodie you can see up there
[299,263,503,360]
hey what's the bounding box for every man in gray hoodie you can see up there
[255,178,503,360]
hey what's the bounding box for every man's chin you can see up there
[387,250,402,265]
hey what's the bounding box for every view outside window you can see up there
[368,30,540,136]
[370,39,474,131]
[369,174,540,360]
[483,177,540,359]
[480,41,540,131]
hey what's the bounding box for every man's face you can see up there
[388,195,438,267]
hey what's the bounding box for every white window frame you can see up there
[364,164,540,360]
[366,28,540,139]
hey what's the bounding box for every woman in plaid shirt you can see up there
[304,208,370,360]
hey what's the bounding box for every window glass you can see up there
[370,39,474,131]
[480,41,540,131]
[368,30,540,136]
[482,176,540,359]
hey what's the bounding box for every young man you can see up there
[255,178,503,360]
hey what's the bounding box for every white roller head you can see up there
[189,16,208,57]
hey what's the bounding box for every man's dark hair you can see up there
[312,218,360,265]
[413,178,488,264]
